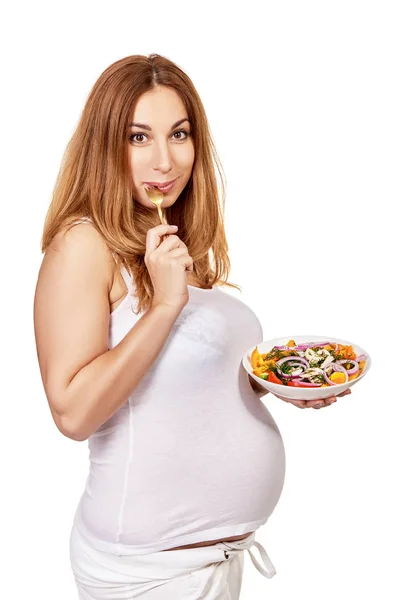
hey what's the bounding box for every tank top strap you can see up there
[120,266,135,296]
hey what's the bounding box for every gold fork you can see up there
[144,186,168,226]
[145,186,170,243]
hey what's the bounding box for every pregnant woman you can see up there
[34,53,347,600]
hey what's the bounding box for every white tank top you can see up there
[71,218,286,555]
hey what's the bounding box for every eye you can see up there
[130,133,147,143]
[129,129,190,144]
[172,129,190,140]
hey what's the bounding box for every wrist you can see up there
[151,301,184,319]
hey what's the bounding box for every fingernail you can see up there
[314,403,323,409]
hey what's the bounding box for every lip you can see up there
[144,178,177,188]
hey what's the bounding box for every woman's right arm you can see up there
[33,222,189,442]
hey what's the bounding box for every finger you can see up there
[157,234,186,252]
[306,396,337,409]
[291,400,308,409]
[326,396,337,405]
[146,224,179,253]
[306,398,329,408]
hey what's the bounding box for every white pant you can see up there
[69,522,276,599]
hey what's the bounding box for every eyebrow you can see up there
[128,118,190,131]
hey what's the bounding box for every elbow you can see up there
[55,411,88,442]
[62,418,88,442]
[47,387,89,442]
[64,427,88,443]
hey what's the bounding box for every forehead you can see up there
[132,86,188,124]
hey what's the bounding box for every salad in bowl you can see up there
[242,335,371,401]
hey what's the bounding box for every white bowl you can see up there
[242,335,371,401]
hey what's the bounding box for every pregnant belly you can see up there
[84,401,286,549]
[125,412,287,548]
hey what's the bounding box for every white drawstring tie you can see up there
[215,532,276,579]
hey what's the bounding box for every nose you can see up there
[151,139,173,173]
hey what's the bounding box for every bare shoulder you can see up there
[43,221,115,284]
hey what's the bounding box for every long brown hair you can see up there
[41,53,241,314]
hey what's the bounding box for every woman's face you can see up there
[127,85,195,212]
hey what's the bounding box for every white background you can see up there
[1,1,399,598]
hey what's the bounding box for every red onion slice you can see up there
[274,341,338,351]
[277,363,308,379]
[323,363,349,386]
[276,356,310,380]
[274,345,297,350]
[294,341,331,349]
[276,356,310,368]
[338,359,359,375]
